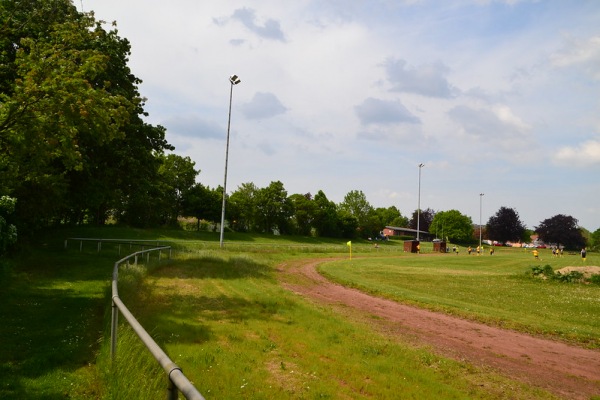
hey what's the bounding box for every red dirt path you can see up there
[279,258,600,399]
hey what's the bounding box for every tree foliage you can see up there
[409,208,435,234]
[486,206,526,243]
[0,196,17,255]
[182,184,221,231]
[255,181,292,234]
[430,210,473,243]
[590,228,600,252]
[312,190,341,238]
[339,190,375,237]
[0,0,173,230]
[535,214,586,250]
[288,193,316,236]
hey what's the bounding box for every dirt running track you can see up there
[279,258,600,399]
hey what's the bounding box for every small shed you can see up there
[433,241,447,253]
[404,240,420,253]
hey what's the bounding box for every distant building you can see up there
[383,226,433,241]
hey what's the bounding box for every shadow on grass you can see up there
[0,253,111,399]
[151,255,274,281]
[120,257,295,347]
[132,291,296,348]
[0,285,107,397]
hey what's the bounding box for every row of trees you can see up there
[483,207,588,250]
[184,183,412,239]
[185,181,591,250]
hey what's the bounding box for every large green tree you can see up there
[486,207,526,244]
[182,184,221,230]
[255,181,292,234]
[375,206,408,230]
[154,154,198,225]
[227,182,259,232]
[312,190,340,238]
[288,193,316,236]
[430,210,473,243]
[0,1,173,229]
[339,190,377,237]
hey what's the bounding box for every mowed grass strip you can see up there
[319,248,600,347]
[111,250,558,399]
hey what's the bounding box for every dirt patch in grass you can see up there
[556,266,600,278]
[279,258,600,400]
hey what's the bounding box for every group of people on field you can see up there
[532,246,588,263]
[451,245,494,256]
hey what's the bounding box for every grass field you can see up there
[319,247,600,347]
[1,227,597,399]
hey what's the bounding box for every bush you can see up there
[530,265,553,278]
[530,265,591,284]
[554,270,584,283]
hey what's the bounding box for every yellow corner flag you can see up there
[347,241,352,260]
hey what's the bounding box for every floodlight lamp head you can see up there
[419,163,425,168]
[229,74,241,85]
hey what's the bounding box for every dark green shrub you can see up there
[589,275,600,285]
[554,270,584,283]
[530,265,553,277]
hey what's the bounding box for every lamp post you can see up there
[417,163,424,241]
[479,193,484,253]
[219,74,241,248]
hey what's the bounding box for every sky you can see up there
[80,0,600,232]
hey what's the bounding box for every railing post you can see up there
[111,262,120,361]
[111,298,119,360]
[167,376,179,400]
[80,240,83,252]
[98,241,102,253]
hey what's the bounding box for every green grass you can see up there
[2,228,591,398]
[110,250,556,399]
[319,248,600,347]
[0,247,112,398]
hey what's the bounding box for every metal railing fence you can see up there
[65,237,166,254]
[65,238,205,400]
[106,244,205,400]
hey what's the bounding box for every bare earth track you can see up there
[279,258,600,399]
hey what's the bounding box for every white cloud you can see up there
[447,104,530,141]
[551,35,600,80]
[554,139,600,166]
